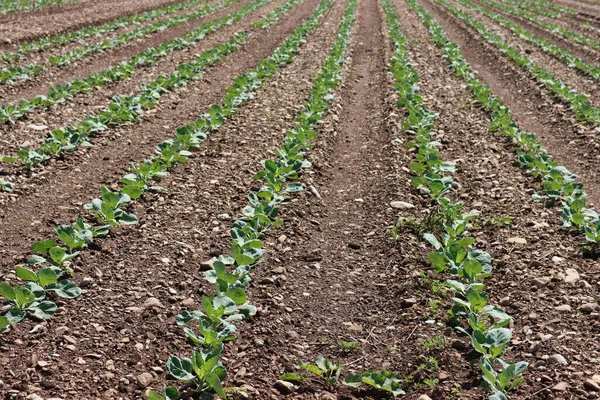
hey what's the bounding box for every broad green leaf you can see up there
[15,266,38,283]
[5,308,25,324]
[49,280,81,299]
[32,239,57,254]
[15,286,35,306]
[38,268,57,287]
[225,288,247,305]
[205,372,226,399]
[49,247,66,264]
[0,316,10,331]
[0,282,15,301]
[27,301,57,320]
[166,357,195,381]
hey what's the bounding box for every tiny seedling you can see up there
[298,356,342,390]
[338,340,360,353]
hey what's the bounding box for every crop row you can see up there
[254,0,303,28]
[0,0,276,173]
[0,0,241,126]
[0,0,305,334]
[383,0,527,398]
[481,0,600,53]
[455,0,600,83]
[410,0,600,270]
[0,36,247,333]
[436,0,600,131]
[0,0,234,85]
[151,2,359,397]
[0,0,81,15]
[498,0,576,18]
[48,0,232,68]
[0,0,210,64]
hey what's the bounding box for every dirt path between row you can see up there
[0,0,347,397]
[222,0,461,398]
[0,0,183,48]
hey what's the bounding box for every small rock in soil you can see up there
[390,201,414,209]
[143,297,164,309]
[199,258,215,271]
[564,268,580,284]
[26,395,43,400]
[401,298,417,308]
[555,304,571,312]
[137,372,153,388]
[547,354,568,365]
[79,277,93,288]
[286,330,299,339]
[507,237,527,245]
[417,396,433,400]
[273,380,295,394]
[181,298,195,307]
[533,277,550,287]
[585,380,600,392]
[26,124,48,131]
[552,382,568,391]
[580,303,598,313]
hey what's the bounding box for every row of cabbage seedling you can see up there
[436,0,600,131]
[152,1,408,396]
[0,0,242,125]
[148,0,359,397]
[254,0,304,28]
[415,0,600,248]
[48,1,228,68]
[0,0,241,85]
[0,0,313,334]
[0,0,211,64]
[0,0,282,173]
[495,0,575,18]
[2,32,249,168]
[383,0,528,398]
[0,0,80,15]
[480,0,600,52]
[455,0,600,84]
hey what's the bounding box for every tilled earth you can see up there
[2,0,600,399]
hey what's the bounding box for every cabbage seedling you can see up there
[84,186,138,226]
[343,370,405,397]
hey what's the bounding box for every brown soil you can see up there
[2,0,600,399]
[0,0,185,48]
[0,0,319,259]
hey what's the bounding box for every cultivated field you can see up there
[0,0,600,398]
